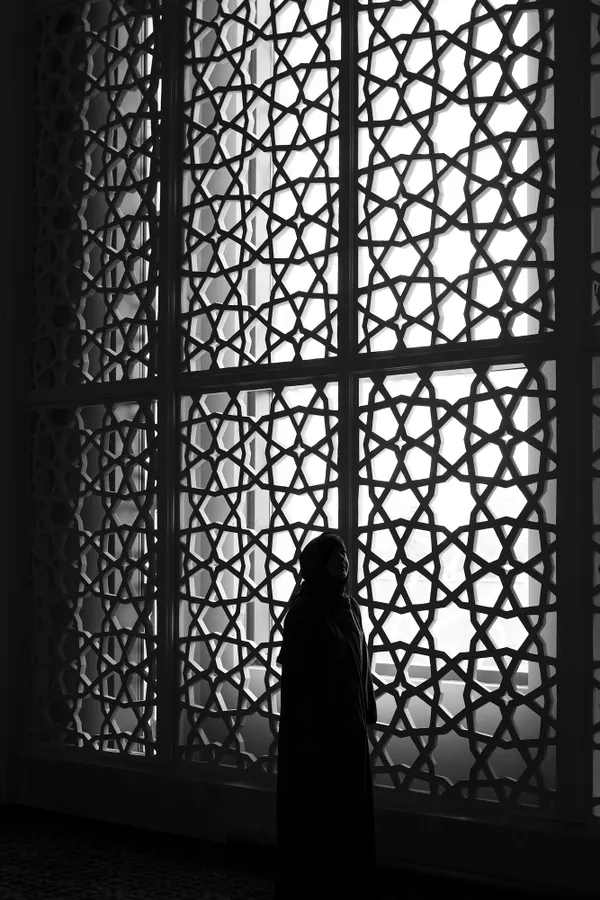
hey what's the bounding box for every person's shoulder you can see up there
[284,591,322,632]
[285,591,313,621]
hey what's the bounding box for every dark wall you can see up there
[0,0,35,804]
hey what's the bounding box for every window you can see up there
[30,0,569,813]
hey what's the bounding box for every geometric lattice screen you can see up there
[32,1,160,389]
[30,0,593,819]
[181,1,341,368]
[357,363,556,805]
[28,402,158,752]
[179,384,338,767]
[357,2,555,350]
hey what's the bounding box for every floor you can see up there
[0,805,591,900]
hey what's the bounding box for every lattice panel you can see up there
[358,1,555,352]
[593,4,600,325]
[593,358,600,815]
[178,383,338,767]
[28,401,158,754]
[180,0,340,370]
[357,362,557,807]
[32,0,161,388]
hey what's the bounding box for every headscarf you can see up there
[277,533,354,666]
[297,532,349,604]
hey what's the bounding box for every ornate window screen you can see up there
[28,0,597,822]
[31,2,161,389]
[28,401,158,753]
[357,2,554,351]
[180,0,341,369]
[358,362,556,803]
[179,383,338,766]
[30,0,162,756]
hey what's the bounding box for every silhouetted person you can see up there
[273,532,380,900]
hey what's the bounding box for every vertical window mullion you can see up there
[339,0,359,592]
[554,0,593,823]
[156,0,184,767]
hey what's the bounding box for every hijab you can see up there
[279,532,365,696]
[297,532,350,606]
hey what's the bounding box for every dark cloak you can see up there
[273,534,380,900]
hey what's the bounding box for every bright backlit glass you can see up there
[357,0,555,350]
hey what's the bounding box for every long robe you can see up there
[274,587,380,900]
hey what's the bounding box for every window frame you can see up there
[24,0,597,826]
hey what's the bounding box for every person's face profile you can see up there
[325,546,349,581]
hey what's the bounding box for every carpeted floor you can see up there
[0,805,587,900]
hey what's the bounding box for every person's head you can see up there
[323,536,349,581]
[299,532,349,589]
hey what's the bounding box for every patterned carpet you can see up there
[0,804,582,900]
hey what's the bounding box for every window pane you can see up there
[358,1,555,352]
[32,2,161,387]
[28,402,158,754]
[179,383,338,765]
[358,362,556,806]
[181,0,340,370]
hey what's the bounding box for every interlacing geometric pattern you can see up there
[180,0,340,369]
[31,0,161,388]
[358,362,557,806]
[28,402,158,753]
[29,0,566,815]
[358,1,555,351]
[593,4,600,325]
[593,358,600,816]
[178,384,338,767]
